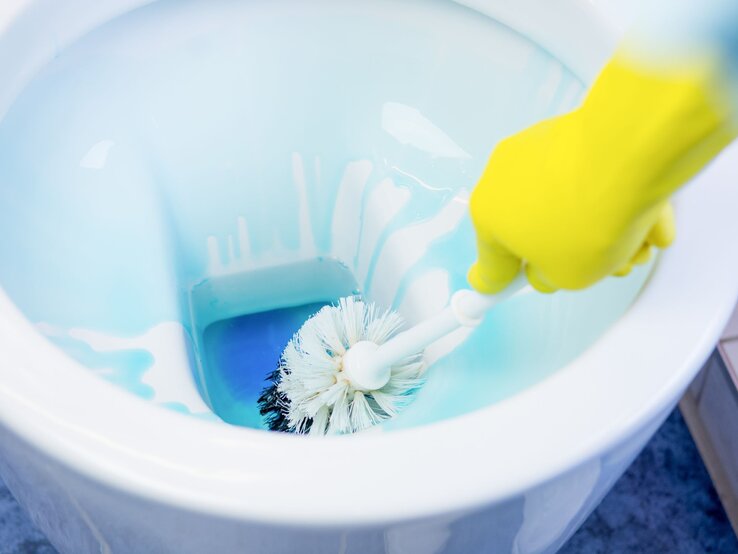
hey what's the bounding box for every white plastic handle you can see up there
[342,274,532,391]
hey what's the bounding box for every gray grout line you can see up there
[680,393,738,537]
[717,341,738,391]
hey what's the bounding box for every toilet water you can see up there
[189,258,359,428]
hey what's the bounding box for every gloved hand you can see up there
[468,47,737,293]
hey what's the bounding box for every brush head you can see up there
[258,296,424,435]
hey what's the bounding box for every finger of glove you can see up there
[647,202,676,249]
[468,237,521,294]
[631,243,652,266]
[613,262,633,277]
[614,242,652,278]
[524,264,558,293]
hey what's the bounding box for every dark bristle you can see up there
[257,365,312,434]
[257,367,291,432]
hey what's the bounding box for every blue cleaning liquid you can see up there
[190,257,358,428]
[201,302,327,428]
[47,335,156,399]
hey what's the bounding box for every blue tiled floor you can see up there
[0,409,736,553]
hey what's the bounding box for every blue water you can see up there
[202,302,326,428]
[190,257,359,427]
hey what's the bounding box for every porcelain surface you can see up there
[0,1,737,553]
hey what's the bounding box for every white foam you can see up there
[382,102,471,159]
[68,322,212,415]
[355,177,411,284]
[79,140,115,170]
[370,191,469,310]
[330,160,373,267]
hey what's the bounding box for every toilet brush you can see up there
[258,274,530,435]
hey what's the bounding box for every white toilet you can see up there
[0,1,736,552]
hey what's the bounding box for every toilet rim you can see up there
[1,0,737,527]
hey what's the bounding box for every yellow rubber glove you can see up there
[469,47,737,293]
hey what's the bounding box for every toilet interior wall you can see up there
[0,0,652,430]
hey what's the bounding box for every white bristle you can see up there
[277,297,424,435]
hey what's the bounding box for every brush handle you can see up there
[366,274,531,374]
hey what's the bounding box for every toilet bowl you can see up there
[0,1,737,552]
